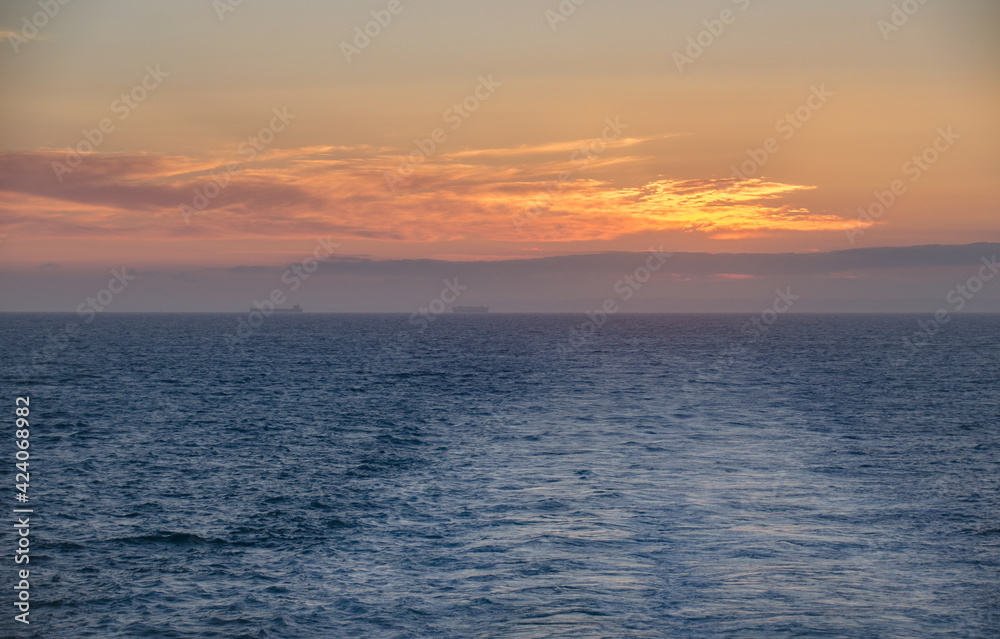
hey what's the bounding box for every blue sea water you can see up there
[1,313,998,638]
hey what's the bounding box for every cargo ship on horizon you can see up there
[250,303,303,313]
[452,305,488,314]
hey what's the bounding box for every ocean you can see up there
[2,313,998,638]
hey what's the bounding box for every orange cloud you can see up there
[0,142,859,248]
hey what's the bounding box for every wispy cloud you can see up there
[440,134,680,160]
[0,28,51,42]
[0,142,858,245]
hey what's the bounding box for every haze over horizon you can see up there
[3,242,999,314]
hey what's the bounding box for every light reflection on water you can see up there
[1,313,997,638]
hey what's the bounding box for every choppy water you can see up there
[1,313,998,638]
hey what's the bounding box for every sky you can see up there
[0,0,998,310]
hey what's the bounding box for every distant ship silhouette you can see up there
[250,303,303,313]
[452,305,488,314]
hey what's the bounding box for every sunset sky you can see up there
[1,0,998,309]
